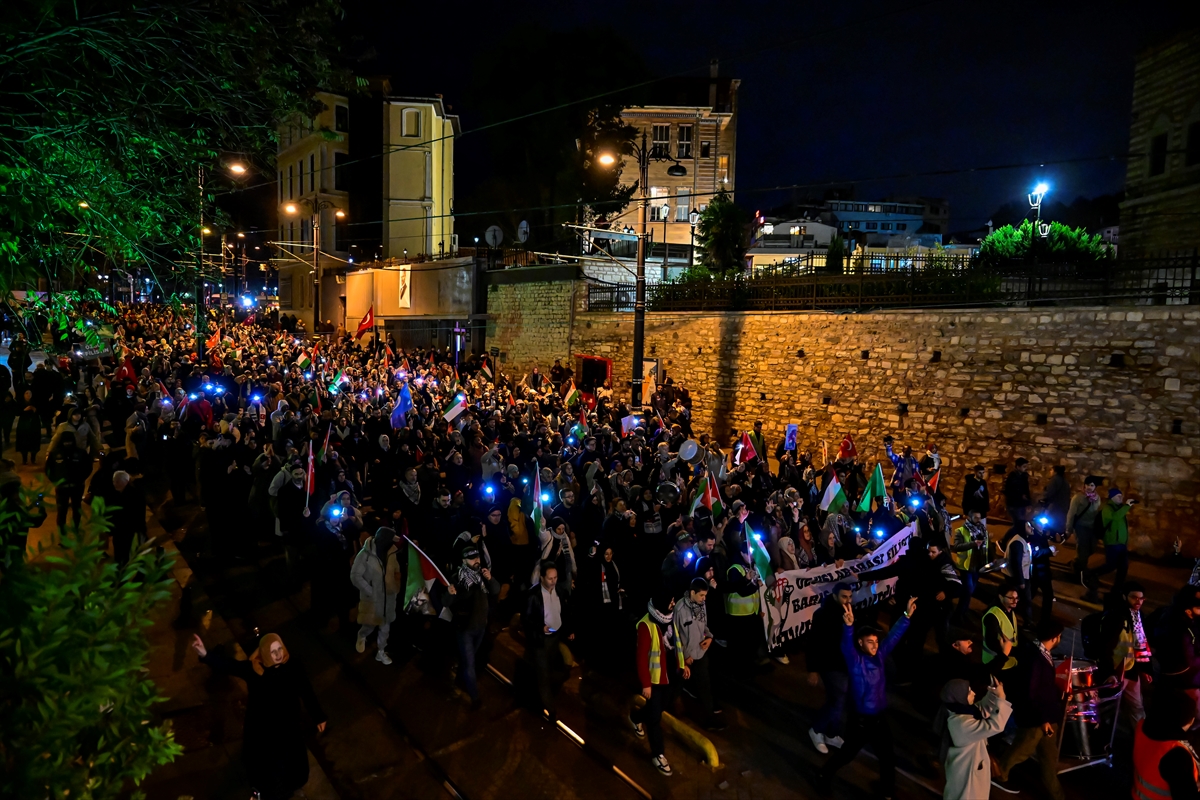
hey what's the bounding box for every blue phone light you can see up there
[1038,516,1049,525]
[874,529,885,538]
[568,436,576,445]
[540,493,550,503]
[854,526,862,533]
[330,507,342,517]
[522,477,529,484]
[188,393,197,400]
[485,485,494,495]
[910,497,921,507]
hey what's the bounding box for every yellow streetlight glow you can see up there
[229,163,247,175]
[201,227,212,234]
[78,201,89,208]
[284,203,298,215]
[597,153,616,167]
[335,209,346,218]
[236,232,245,238]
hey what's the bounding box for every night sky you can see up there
[339,0,1187,236]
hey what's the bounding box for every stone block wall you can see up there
[485,279,578,378]
[487,277,1200,550]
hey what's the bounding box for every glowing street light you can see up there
[228,163,247,175]
[284,203,298,215]
[1028,182,1050,238]
[78,201,89,208]
[597,153,616,167]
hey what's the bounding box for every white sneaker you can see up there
[355,636,366,653]
[375,650,392,665]
[825,735,845,749]
[808,728,829,754]
[630,714,645,738]
[652,754,672,776]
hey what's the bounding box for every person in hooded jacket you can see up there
[192,633,326,800]
[448,545,500,708]
[936,677,1011,800]
[351,527,404,665]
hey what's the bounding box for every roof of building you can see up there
[620,77,738,114]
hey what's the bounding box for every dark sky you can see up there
[340,0,1189,234]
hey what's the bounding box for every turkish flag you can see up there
[355,306,374,339]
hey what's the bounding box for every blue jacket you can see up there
[841,614,909,716]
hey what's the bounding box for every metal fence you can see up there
[586,253,1200,313]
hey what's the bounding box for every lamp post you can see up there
[661,203,670,279]
[597,131,686,408]
[285,196,345,335]
[1028,182,1049,237]
[689,207,700,266]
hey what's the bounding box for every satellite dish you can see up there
[517,220,530,244]
[484,225,504,248]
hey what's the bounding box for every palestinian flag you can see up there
[563,380,581,407]
[531,470,545,532]
[328,369,345,392]
[855,462,888,513]
[442,393,468,422]
[428,351,436,367]
[688,472,726,518]
[315,424,331,464]
[570,407,587,440]
[403,535,450,607]
[296,351,313,370]
[308,388,322,414]
[927,469,941,493]
[480,357,493,381]
[452,367,462,394]
[736,430,758,464]
[354,306,374,339]
[819,473,849,515]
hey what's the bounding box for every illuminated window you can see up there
[718,154,729,183]
[676,189,691,221]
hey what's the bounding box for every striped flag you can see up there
[819,473,849,515]
[315,424,331,464]
[736,430,758,465]
[403,535,450,607]
[442,393,468,422]
[563,380,581,407]
[531,470,545,532]
[688,472,725,517]
[927,469,941,493]
[205,328,220,351]
[296,351,312,370]
[480,357,493,381]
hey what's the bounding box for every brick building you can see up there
[1119,29,1200,257]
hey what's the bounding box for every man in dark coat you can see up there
[524,561,574,721]
[1004,457,1032,523]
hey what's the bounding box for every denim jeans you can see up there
[456,627,487,700]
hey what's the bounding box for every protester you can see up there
[191,633,326,800]
[351,527,403,664]
[674,577,722,730]
[524,562,573,721]
[1068,474,1104,581]
[1085,487,1136,603]
[630,590,686,776]
[449,545,500,708]
[1100,581,1154,729]
[937,676,1010,800]
[1132,692,1200,800]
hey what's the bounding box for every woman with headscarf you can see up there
[350,526,404,664]
[936,677,1010,800]
[773,534,802,573]
[191,632,326,800]
[794,521,821,569]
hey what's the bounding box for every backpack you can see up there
[1080,610,1105,661]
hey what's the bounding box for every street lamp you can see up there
[285,197,345,333]
[596,133,688,408]
[1028,182,1050,238]
[660,203,670,278]
[689,208,700,265]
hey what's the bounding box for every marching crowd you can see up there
[4,301,1198,800]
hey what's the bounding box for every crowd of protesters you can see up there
[3,301,1197,800]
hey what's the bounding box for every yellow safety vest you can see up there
[724,564,761,617]
[982,606,1017,666]
[637,613,686,685]
[951,525,982,572]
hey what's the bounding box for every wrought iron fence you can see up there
[585,253,1199,313]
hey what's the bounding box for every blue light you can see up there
[330,508,342,517]
[188,393,197,400]
[304,372,312,380]
[204,383,213,391]
[874,529,885,538]
[241,296,253,308]
[252,395,261,402]
[854,526,862,533]
[1038,516,1050,525]
[1033,182,1049,196]
[684,551,693,562]
[485,485,494,495]
[522,477,529,484]
[910,497,921,508]
[568,436,576,445]
[540,493,550,503]
[752,533,762,542]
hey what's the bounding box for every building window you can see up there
[651,125,670,158]
[700,141,711,159]
[717,154,729,183]
[1187,121,1200,167]
[896,223,907,231]
[335,105,349,133]
[1149,132,1168,176]
[334,152,348,191]
[650,205,669,222]
[287,165,293,199]
[309,154,316,193]
[866,222,878,230]
[867,204,881,213]
[881,223,892,230]
[677,125,693,159]
[676,189,691,221]
[856,204,867,212]
[403,108,421,138]
[883,204,896,212]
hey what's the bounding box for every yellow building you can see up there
[382,96,460,261]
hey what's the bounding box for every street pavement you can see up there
[12,431,1188,800]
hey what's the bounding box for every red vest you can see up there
[1132,719,1199,800]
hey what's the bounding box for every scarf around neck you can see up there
[647,600,673,626]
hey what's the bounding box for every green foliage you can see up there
[0,494,181,799]
[695,190,748,275]
[0,0,349,326]
[825,236,845,272]
[977,219,1114,266]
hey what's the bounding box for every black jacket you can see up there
[523,583,572,644]
[806,595,849,674]
[1003,471,1031,508]
[1008,640,1064,727]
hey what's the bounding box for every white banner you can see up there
[760,523,917,649]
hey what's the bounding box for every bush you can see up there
[978,219,1113,266]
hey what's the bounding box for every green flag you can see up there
[748,529,774,586]
[855,462,887,513]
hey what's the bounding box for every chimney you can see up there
[709,59,719,78]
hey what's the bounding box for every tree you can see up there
[0,495,181,798]
[977,219,1114,266]
[0,0,348,326]
[695,190,748,275]
[825,235,845,272]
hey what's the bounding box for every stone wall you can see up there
[487,275,1200,550]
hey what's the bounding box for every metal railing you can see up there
[585,253,1200,313]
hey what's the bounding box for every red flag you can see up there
[507,394,516,408]
[1054,655,1073,694]
[837,434,858,461]
[355,306,374,339]
[400,357,411,373]
[428,351,436,366]
[381,347,390,371]
[384,342,395,358]
[928,469,941,493]
[205,328,220,351]
[114,357,135,383]
[737,430,758,464]
[579,407,587,428]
